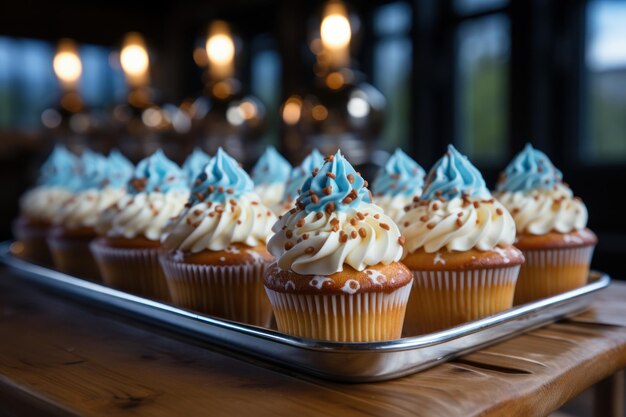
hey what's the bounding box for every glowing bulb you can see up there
[282,96,302,126]
[321,14,351,50]
[206,21,235,79]
[53,39,82,87]
[121,33,150,87]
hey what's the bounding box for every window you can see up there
[585,0,626,162]
[372,2,412,151]
[456,14,510,163]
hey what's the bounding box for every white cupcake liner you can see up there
[515,245,595,304]
[47,234,101,282]
[404,266,520,335]
[90,241,170,301]
[265,283,412,342]
[160,258,273,327]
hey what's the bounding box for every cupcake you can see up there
[272,149,324,215]
[251,146,292,211]
[13,145,80,265]
[160,148,276,326]
[494,144,597,304]
[91,150,189,300]
[399,145,523,335]
[264,151,412,342]
[372,149,426,223]
[182,147,211,186]
[48,150,133,281]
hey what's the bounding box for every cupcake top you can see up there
[104,150,134,189]
[268,151,404,276]
[252,146,292,186]
[38,145,82,189]
[97,150,189,240]
[282,149,324,204]
[400,145,516,254]
[183,148,211,186]
[75,149,108,191]
[495,144,587,235]
[163,148,276,253]
[372,149,426,197]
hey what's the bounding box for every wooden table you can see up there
[0,267,625,417]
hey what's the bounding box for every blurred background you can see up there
[0,0,624,278]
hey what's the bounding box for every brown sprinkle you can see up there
[419,215,429,222]
[325,202,335,214]
[323,186,332,195]
[356,212,365,220]
[374,214,380,219]
[207,185,215,193]
[284,242,294,250]
[456,218,463,228]
[350,218,358,226]
[327,172,336,179]
[218,186,225,193]
[311,195,319,204]
[398,236,405,245]
[226,188,234,195]
[358,228,367,238]
[302,233,309,240]
[347,174,355,184]
[473,201,480,208]
[296,219,306,227]
[380,223,390,230]
[350,231,357,239]
[432,203,439,210]
[305,247,315,254]
[343,196,353,204]
[339,234,348,243]
[286,230,293,238]
[496,208,503,215]
[427,222,436,229]
[404,221,410,227]
[315,212,324,220]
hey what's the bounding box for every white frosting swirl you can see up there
[374,194,416,224]
[54,187,125,229]
[268,202,403,276]
[399,197,516,253]
[494,183,588,235]
[19,186,73,223]
[163,193,276,252]
[97,190,189,241]
[254,183,286,213]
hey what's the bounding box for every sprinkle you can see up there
[323,186,332,195]
[305,247,315,254]
[374,214,380,219]
[229,199,237,206]
[435,190,443,197]
[207,185,215,193]
[327,172,336,179]
[496,208,503,215]
[302,233,309,240]
[218,186,225,193]
[356,212,365,220]
[297,188,302,194]
[339,234,348,243]
[325,154,334,162]
[404,221,410,227]
[315,212,324,220]
[419,215,429,222]
[209,212,216,218]
[325,202,335,214]
[432,203,439,210]
[456,218,463,228]
[196,193,205,201]
[267,211,272,216]
[512,208,520,214]
[284,242,294,250]
[251,201,259,205]
[312,168,319,176]
[363,180,369,188]
[427,222,436,229]
[473,201,480,208]
[193,209,203,216]
[350,218,358,226]
[311,195,319,203]
[413,196,420,203]
[286,230,293,238]
[343,196,353,204]
[358,228,367,238]
[380,223,390,230]
[347,174,355,184]
[195,178,203,186]
[215,205,224,213]
[296,219,306,227]
[398,236,405,245]
[350,231,357,239]
[457,212,463,217]
[237,220,242,225]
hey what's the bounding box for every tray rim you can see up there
[0,241,611,354]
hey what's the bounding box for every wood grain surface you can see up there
[0,267,625,417]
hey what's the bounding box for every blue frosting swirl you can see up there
[183,148,211,185]
[283,149,324,202]
[128,149,188,194]
[372,149,426,196]
[251,146,292,186]
[298,150,371,212]
[421,145,490,200]
[38,145,82,189]
[76,149,109,191]
[496,143,563,192]
[190,147,254,203]
[105,150,134,189]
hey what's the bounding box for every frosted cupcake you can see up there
[399,145,523,334]
[92,150,189,300]
[183,147,211,186]
[494,144,596,304]
[13,145,80,265]
[48,150,133,281]
[265,151,412,342]
[372,149,426,223]
[273,149,324,215]
[251,146,292,211]
[160,148,276,326]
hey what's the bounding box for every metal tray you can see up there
[0,241,610,382]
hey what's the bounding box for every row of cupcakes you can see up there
[13,143,596,341]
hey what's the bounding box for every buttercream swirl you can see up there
[75,150,108,191]
[268,202,403,275]
[496,144,562,192]
[128,150,188,194]
[54,187,125,229]
[421,145,490,200]
[189,147,254,204]
[372,149,426,197]
[373,194,415,224]
[298,150,370,212]
[282,149,324,203]
[97,190,189,240]
[495,183,588,234]
[400,197,516,253]
[19,186,73,223]
[162,193,276,252]
[252,146,292,186]
[105,150,134,189]
[183,148,211,185]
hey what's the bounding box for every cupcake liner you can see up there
[514,245,595,305]
[90,241,170,301]
[47,234,101,282]
[160,258,273,327]
[265,283,412,342]
[12,221,53,266]
[403,266,520,336]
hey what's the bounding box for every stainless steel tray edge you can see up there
[0,241,610,382]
